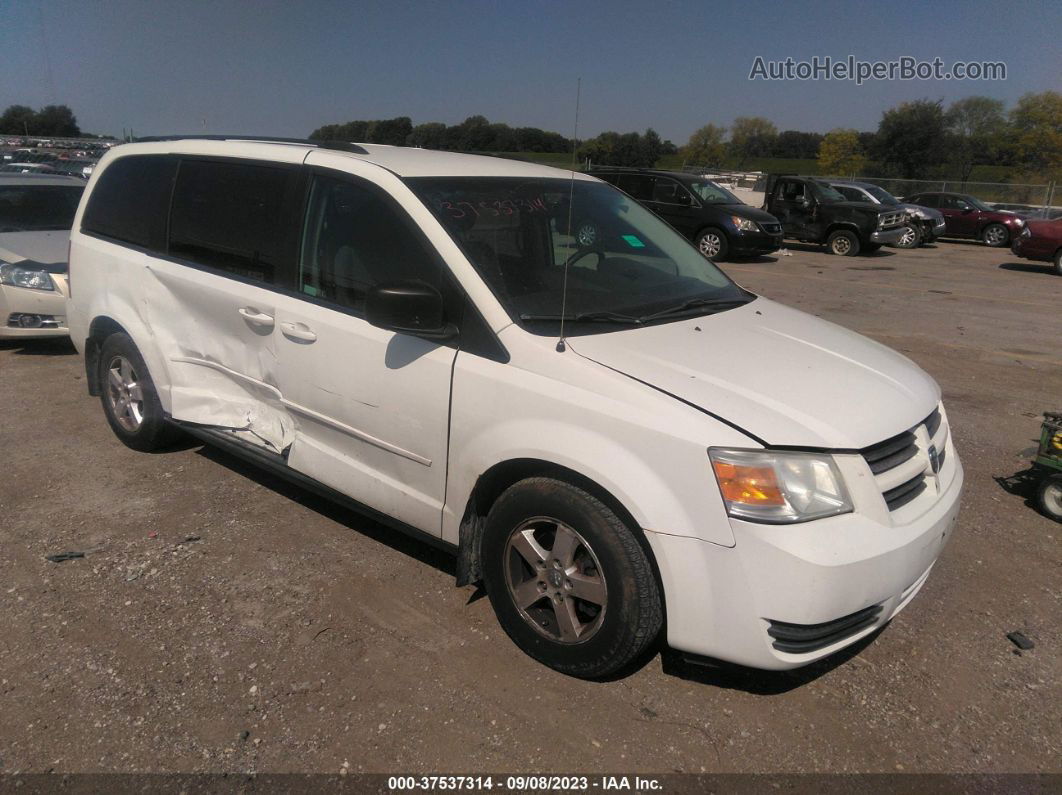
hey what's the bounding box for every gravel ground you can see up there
[0,239,1059,775]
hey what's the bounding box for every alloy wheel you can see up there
[898,226,918,247]
[698,233,722,258]
[503,517,607,644]
[984,225,1006,245]
[576,224,597,247]
[106,355,145,432]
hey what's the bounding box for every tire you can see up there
[826,229,860,256]
[1053,249,1062,276]
[1037,473,1062,522]
[894,224,921,249]
[695,227,728,260]
[481,477,663,678]
[574,220,598,247]
[99,332,180,452]
[981,223,1009,247]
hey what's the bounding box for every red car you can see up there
[1011,218,1062,276]
[904,191,1026,247]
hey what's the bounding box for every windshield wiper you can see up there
[519,310,643,324]
[638,297,751,322]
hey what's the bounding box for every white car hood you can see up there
[567,298,940,449]
[0,230,71,267]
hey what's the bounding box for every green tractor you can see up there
[1033,412,1062,522]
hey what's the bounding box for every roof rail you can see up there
[584,165,650,172]
[132,135,369,155]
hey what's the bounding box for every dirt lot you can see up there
[0,239,1059,775]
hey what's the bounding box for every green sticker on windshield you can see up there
[621,234,645,248]
[302,284,319,297]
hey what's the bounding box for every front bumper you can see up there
[871,226,907,245]
[729,229,783,256]
[646,446,963,670]
[0,283,68,339]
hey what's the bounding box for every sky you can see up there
[2,0,1059,143]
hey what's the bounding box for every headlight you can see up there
[0,262,55,291]
[731,216,759,232]
[709,448,853,524]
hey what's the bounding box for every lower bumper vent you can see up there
[767,604,884,653]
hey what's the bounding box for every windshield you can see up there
[688,180,742,204]
[809,182,847,203]
[407,177,752,334]
[0,185,84,231]
[864,185,899,205]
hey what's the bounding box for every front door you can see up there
[644,177,700,237]
[772,179,814,239]
[939,195,978,238]
[273,169,458,535]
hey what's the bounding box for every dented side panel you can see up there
[142,262,296,452]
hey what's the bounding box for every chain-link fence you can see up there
[855,177,1055,210]
[680,164,1059,217]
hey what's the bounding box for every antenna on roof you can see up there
[556,77,581,354]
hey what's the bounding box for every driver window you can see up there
[299,175,441,312]
[778,180,805,201]
[652,179,692,205]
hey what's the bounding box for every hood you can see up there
[0,230,71,268]
[822,200,882,215]
[899,203,943,222]
[567,298,940,449]
[721,205,780,224]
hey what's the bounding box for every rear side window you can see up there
[617,174,655,201]
[168,159,299,285]
[81,155,178,249]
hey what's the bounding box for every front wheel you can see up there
[982,223,1009,247]
[99,332,181,451]
[482,477,662,678]
[695,227,728,260]
[826,229,860,256]
[895,224,921,249]
[1038,473,1062,522]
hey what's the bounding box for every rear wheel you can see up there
[482,477,662,678]
[1038,473,1062,522]
[695,227,728,260]
[982,223,1009,247]
[826,230,860,256]
[99,332,180,451]
[1053,249,1061,276]
[574,220,598,247]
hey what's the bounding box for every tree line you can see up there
[0,104,81,137]
[309,115,572,154]
[682,92,1061,182]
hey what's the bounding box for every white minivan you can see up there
[67,138,963,678]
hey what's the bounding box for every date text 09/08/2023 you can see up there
[387,775,663,791]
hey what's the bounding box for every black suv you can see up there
[586,168,783,260]
[763,175,908,256]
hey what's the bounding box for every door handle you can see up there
[280,321,317,343]
[238,307,275,327]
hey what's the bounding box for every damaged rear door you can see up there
[146,156,305,452]
[273,168,458,535]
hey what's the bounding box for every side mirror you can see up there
[674,192,692,206]
[365,280,457,340]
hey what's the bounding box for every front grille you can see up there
[860,406,950,513]
[761,222,782,235]
[883,473,927,510]
[879,211,906,228]
[861,430,918,474]
[767,604,884,653]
